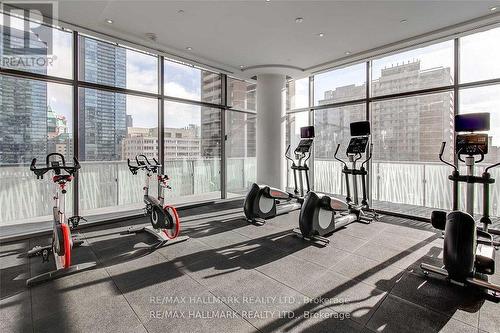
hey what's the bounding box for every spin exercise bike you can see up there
[127,155,189,249]
[27,153,96,286]
[244,126,315,225]
[421,113,500,297]
[294,121,378,245]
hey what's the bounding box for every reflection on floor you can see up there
[1,202,499,333]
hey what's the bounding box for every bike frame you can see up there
[142,169,168,208]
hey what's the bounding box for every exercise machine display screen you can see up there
[455,113,490,132]
[300,126,315,138]
[295,139,314,153]
[456,134,488,155]
[350,121,370,137]
[347,137,369,154]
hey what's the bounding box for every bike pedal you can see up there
[41,249,51,262]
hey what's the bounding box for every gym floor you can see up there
[1,201,499,333]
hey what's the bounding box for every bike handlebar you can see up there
[128,155,162,175]
[30,153,80,179]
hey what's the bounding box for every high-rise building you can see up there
[122,124,201,161]
[0,27,48,165]
[315,61,455,162]
[78,38,127,161]
[200,72,222,158]
[47,106,73,157]
[225,78,257,158]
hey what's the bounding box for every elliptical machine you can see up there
[127,155,189,249]
[294,121,378,245]
[244,126,315,225]
[421,113,500,297]
[27,153,96,286]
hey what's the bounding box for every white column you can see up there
[256,74,286,189]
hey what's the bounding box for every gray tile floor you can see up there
[1,204,499,333]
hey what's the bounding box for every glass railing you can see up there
[314,159,500,218]
[0,157,256,227]
[4,157,495,227]
[227,156,256,195]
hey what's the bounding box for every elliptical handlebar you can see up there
[361,143,373,169]
[438,142,458,172]
[303,150,311,165]
[285,145,294,164]
[334,143,348,168]
[485,161,500,173]
[457,147,485,164]
[30,153,81,179]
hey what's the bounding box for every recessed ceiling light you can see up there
[295,17,304,23]
[491,7,497,11]
[186,47,193,51]
[105,18,113,24]
[345,51,351,55]
[239,65,244,68]
[317,32,325,37]
[265,0,271,2]
[400,19,408,23]
[145,33,157,41]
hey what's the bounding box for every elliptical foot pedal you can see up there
[292,228,330,246]
[250,218,266,226]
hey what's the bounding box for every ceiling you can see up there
[57,0,500,78]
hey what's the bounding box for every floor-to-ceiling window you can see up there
[312,63,367,198]
[78,37,160,215]
[226,77,257,195]
[0,13,74,226]
[458,85,500,217]
[314,105,366,197]
[0,10,252,230]
[286,25,500,220]
[0,77,73,225]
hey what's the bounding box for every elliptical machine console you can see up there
[244,126,314,225]
[421,112,500,297]
[295,121,378,245]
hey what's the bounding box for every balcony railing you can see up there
[5,157,496,227]
[314,159,500,217]
[0,157,256,226]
